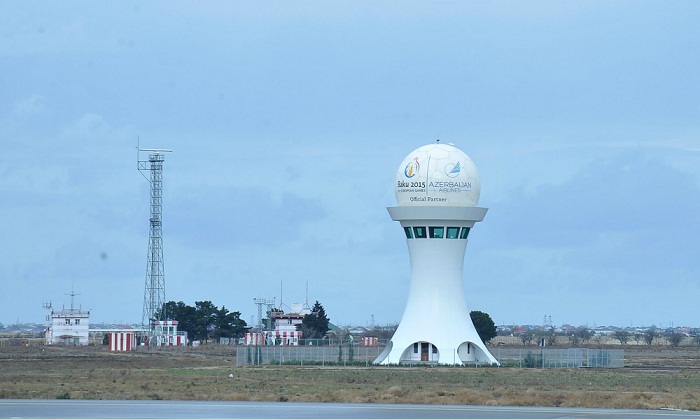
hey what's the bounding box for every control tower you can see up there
[374,142,498,365]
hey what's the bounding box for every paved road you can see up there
[1,400,699,418]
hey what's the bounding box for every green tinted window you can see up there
[429,227,444,238]
[413,227,427,238]
[446,227,460,239]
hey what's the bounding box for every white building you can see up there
[244,303,309,346]
[148,320,187,346]
[374,142,499,365]
[272,302,310,333]
[46,305,90,346]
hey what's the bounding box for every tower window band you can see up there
[406,226,469,239]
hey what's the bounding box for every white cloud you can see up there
[12,94,47,118]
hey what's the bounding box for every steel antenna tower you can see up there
[253,297,275,332]
[138,147,172,345]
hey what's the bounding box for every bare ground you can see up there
[1,344,699,410]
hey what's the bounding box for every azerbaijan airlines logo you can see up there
[404,158,420,178]
[445,161,461,178]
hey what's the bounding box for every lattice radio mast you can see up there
[253,297,275,332]
[138,146,172,345]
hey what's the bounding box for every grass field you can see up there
[1,344,699,410]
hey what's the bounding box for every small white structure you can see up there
[374,142,499,365]
[147,320,187,346]
[45,303,90,346]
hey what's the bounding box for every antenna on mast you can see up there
[66,287,80,312]
[303,281,310,310]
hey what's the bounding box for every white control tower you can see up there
[374,142,498,365]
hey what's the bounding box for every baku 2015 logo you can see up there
[445,161,461,178]
[404,158,420,178]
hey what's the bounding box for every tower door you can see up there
[421,342,429,361]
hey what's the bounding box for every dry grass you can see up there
[1,345,699,410]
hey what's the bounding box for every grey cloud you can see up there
[486,151,700,273]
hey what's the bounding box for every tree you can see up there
[614,330,630,345]
[644,328,658,345]
[156,301,197,338]
[667,332,684,347]
[156,300,248,344]
[193,300,218,343]
[574,327,593,345]
[469,310,497,343]
[521,331,535,346]
[298,301,330,340]
[211,306,248,340]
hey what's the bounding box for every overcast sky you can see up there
[2,2,699,329]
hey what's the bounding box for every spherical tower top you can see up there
[395,142,480,207]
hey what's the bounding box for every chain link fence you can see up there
[234,344,623,368]
[235,344,385,366]
[493,347,624,368]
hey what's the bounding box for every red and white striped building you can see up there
[109,332,136,351]
[361,336,379,346]
[244,330,301,346]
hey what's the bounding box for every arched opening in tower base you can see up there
[399,341,439,364]
[457,341,492,364]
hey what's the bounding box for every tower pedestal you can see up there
[374,206,498,365]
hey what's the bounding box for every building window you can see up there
[429,227,444,238]
[74,319,80,325]
[413,342,419,353]
[460,227,470,239]
[65,319,71,325]
[446,227,460,239]
[403,227,414,239]
[432,345,438,354]
[413,227,427,238]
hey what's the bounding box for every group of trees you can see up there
[613,329,693,347]
[153,300,333,345]
[151,299,502,347]
[155,301,248,343]
[509,326,699,347]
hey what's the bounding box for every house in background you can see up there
[45,292,90,346]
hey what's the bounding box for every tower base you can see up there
[373,321,499,366]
